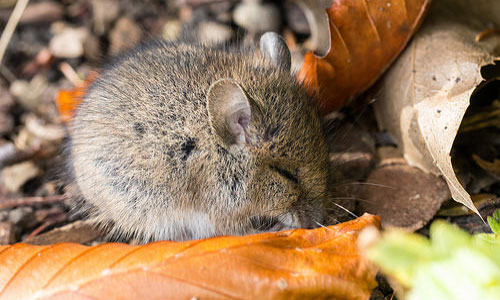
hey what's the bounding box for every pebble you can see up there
[162,20,182,41]
[49,27,88,58]
[1,161,41,193]
[8,207,34,226]
[10,75,48,111]
[108,17,142,55]
[92,0,120,35]
[197,21,233,45]
[233,1,281,33]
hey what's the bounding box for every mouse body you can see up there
[66,33,330,242]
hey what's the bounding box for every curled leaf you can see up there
[296,0,431,114]
[373,0,500,215]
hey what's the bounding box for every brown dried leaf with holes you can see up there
[373,0,500,216]
[0,214,379,300]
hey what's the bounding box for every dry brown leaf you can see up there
[296,0,431,114]
[0,214,380,300]
[24,220,102,246]
[373,0,500,215]
[55,72,97,122]
[358,163,450,231]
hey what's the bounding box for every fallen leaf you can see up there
[24,220,102,245]
[0,214,379,300]
[357,163,450,231]
[373,0,500,215]
[296,0,431,114]
[364,215,500,300]
[55,72,97,122]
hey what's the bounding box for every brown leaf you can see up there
[25,220,102,245]
[0,214,380,300]
[373,0,500,215]
[358,163,450,231]
[55,72,98,123]
[296,0,431,114]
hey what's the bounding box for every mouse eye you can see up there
[271,166,298,184]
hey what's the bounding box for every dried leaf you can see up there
[296,0,431,114]
[24,220,102,245]
[55,72,97,122]
[0,214,379,300]
[358,163,450,231]
[373,0,500,215]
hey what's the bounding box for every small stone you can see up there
[1,161,41,192]
[233,1,281,33]
[162,20,182,41]
[108,17,142,56]
[25,114,65,142]
[49,27,88,58]
[8,207,34,226]
[197,21,233,45]
[9,75,48,110]
[92,0,120,35]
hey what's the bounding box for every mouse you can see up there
[65,32,337,242]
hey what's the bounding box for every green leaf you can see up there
[487,209,500,235]
[366,210,500,300]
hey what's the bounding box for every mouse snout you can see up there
[294,198,326,230]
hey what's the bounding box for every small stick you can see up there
[58,62,83,85]
[0,0,30,64]
[24,212,67,240]
[0,195,65,210]
[0,142,38,168]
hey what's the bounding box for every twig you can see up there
[0,64,16,83]
[0,0,30,64]
[0,195,65,210]
[58,62,83,85]
[24,212,67,241]
[0,142,38,168]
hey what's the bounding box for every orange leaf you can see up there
[297,0,431,114]
[0,214,380,300]
[55,72,98,122]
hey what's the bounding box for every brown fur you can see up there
[67,40,330,242]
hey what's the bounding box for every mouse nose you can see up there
[296,208,324,229]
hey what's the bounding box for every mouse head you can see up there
[205,33,329,234]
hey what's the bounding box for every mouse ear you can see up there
[207,78,252,145]
[259,32,291,72]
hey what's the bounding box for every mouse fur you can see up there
[66,35,332,242]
